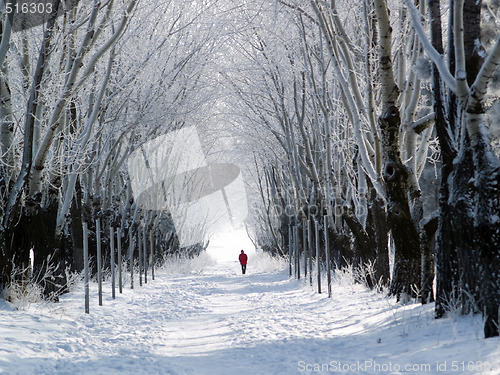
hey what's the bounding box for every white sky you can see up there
[206,227,256,262]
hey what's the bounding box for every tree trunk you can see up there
[373,0,422,301]
[366,193,390,288]
[379,106,421,300]
[428,0,461,319]
[420,215,438,304]
[342,206,376,289]
[342,203,380,289]
[463,0,500,339]
[70,178,84,272]
[429,0,500,336]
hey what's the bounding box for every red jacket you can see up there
[239,253,248,265]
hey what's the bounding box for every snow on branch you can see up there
[310,0,379,188]
[0,1,14,67]
[409,112,435,134]
[76,0,139,90]
[404,0,457,93]
[469,32,500,107]
[453,0,469,99]
[278,0,317,24]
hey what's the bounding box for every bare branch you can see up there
[404,0,457,92]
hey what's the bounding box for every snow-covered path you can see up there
[1,257,499,374]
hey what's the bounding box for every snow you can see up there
[1,253,499,375]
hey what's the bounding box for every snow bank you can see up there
[159,251,217,275]
[245,249,287,274]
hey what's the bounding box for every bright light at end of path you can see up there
[206,228,256,262]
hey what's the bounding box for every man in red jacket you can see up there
[239,250,248,274]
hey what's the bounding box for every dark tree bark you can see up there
[420,215,438,304]
[461,0,500,337]
[342,206,376,288]
[463,0,500,340]
[378,106,421,300]
[70,178,84,272]
[429,0,500,337]
[428,0,461,319]
[366,184,390,288]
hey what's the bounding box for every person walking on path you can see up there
[239,250,248,274]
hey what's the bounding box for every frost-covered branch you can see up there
[469,33,500,108]
[454,0,469,99]
[0,0,15,67]
[404,0,457,92]
[409,112,435,134]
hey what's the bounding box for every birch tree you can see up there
[406,0,500,338]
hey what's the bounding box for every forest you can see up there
[0,0,499,339]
